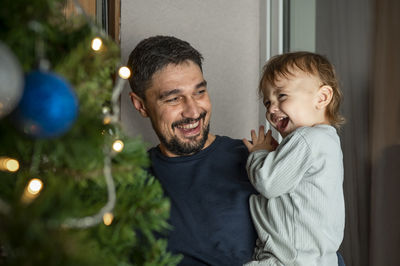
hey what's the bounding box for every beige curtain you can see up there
[370,0,400,265]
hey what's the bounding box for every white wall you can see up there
[120,0,262,147]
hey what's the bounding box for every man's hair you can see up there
[259,51,345,128]
[127,35,204,99]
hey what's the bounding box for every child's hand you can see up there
[243,126,279,153]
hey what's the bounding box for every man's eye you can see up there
[278,94,287,99]
[165,97,179,103]
[195,89,206,96]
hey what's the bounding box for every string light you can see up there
[102,106,110,114]
[0,0,124,227]
[118,66,131,79]
[21,178,44,204]
[112,140,124,152]
[28,178,43,195]
[52,0,127,229]
[103,116,111,125]
[91,37,102,51]
[102,212,114,226]
[62,148,116,228]
[0,157,20,172]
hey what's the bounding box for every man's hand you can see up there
[243,126,279,153]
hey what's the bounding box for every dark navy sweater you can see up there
[148,135,257,265]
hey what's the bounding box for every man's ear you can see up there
[316,85,333,110]
[130,92,148,117]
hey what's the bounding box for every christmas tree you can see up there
[0,0,181,265]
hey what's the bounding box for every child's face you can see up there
[262,68,328,138]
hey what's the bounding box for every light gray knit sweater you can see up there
[244,125,345,266]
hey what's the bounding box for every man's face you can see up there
[132,60,213,157]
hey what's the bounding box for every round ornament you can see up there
[13,70,79,138]
[0,41,24,119]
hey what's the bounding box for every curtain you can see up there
[317,0,400,265]
[369,0,400,265]
[316,1,372,265]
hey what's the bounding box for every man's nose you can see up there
[182,97,200,118]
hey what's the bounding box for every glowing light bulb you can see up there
[102,106,110,114]
[0,157,20,172]
[118,66,131,79]
[112,140,124,152]
[91,37,102,51]
[27,178,43,195]
[103,212,114,226]
[6,159,19,172]
[21,178,44,204]
[103,116,111,125]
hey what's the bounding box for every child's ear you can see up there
[130,92,149,117]
[316,85,333,110]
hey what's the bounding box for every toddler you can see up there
[243,52,345,266]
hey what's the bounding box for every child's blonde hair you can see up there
[259,51,345,128]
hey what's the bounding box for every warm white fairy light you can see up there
[91,37,102,51]
[103,212,114,226]
[27,178,43,195]
[103,116,111,125]
[21,178,44,204]
[102,106,110,114]
[112,140,124,152]
[6,159,19,172]
[118,66,131,79]
[0,157,20,172]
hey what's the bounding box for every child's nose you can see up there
[268,102,279,113]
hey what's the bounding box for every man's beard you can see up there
[155,112,210,156]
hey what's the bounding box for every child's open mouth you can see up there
[276,117,289,133]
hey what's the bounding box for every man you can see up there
[127,35,257,265]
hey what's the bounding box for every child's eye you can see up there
[264,100,270,108]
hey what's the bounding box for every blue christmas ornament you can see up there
[13,70,79,138]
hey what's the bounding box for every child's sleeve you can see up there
[246,132,312,199]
